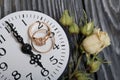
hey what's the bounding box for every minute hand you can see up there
[5,21,45,69]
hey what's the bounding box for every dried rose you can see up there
[80,21,94,36]
[82,28,110,54]
[59,10,73,26]
[69,23,79,34]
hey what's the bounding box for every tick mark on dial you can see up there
[5,26,11,33]
[11,17,14,20]
[61,52,65,54]
[1,75,4,78]
[52,25,55,28]
[37,16,39,19]
[62,48,65,50]
[22,19,27,26]
[58,34,62,37]
[33,15,35,18]
[2,23,4,26]
[19,15,21,18]
[61,41,64,43]
[53,71,56,74]
[55,69,59,71]
[59,62,63,65]
[61,55,65,58]
[56,31,60,34]
[50,74,54,77]
[30,14,32,18]
[4,77,7,80]
[59,38,63,40]
[22,14,24,18]
[44,18,46,22]
[61,44,65,47]
[47,20,49,23]
[26,14,28,18]
[50,23,52,26]
[8,19,11,22]
[54,28,58,31]
[15,16,17,19]
[57,65,61,68]
[40,17,43,20]
[60,59,64,61]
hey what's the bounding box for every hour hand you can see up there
[30,54,44,69]
[30,54,49,76]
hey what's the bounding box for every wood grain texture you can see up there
[0,0,120,80]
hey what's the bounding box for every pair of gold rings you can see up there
[28,21,54,53]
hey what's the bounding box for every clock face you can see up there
[0,11,69,80]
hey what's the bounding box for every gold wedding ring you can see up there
[31,29,55,53]
[28,21,50,38]
[28,21,54,53]
[32,30,51,46]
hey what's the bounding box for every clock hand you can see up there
[5,21,47,70]
[30,54,49,76]
[30,54,43,68]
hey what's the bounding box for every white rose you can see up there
[82,28,110,54]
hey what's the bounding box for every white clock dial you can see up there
[0,11,70,80]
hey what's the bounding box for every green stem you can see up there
[75,43,79,66]
[69,55,83,79]
[68,62,72,80]
[86,54,90,64]
[92,54,97,61]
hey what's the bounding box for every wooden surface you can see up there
[0,0,120,80]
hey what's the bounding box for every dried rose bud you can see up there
[80,21,94,36]
[82,28,110,54]
[59,10,73,26]
[87,60,102,73]
[69,23,79,34]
